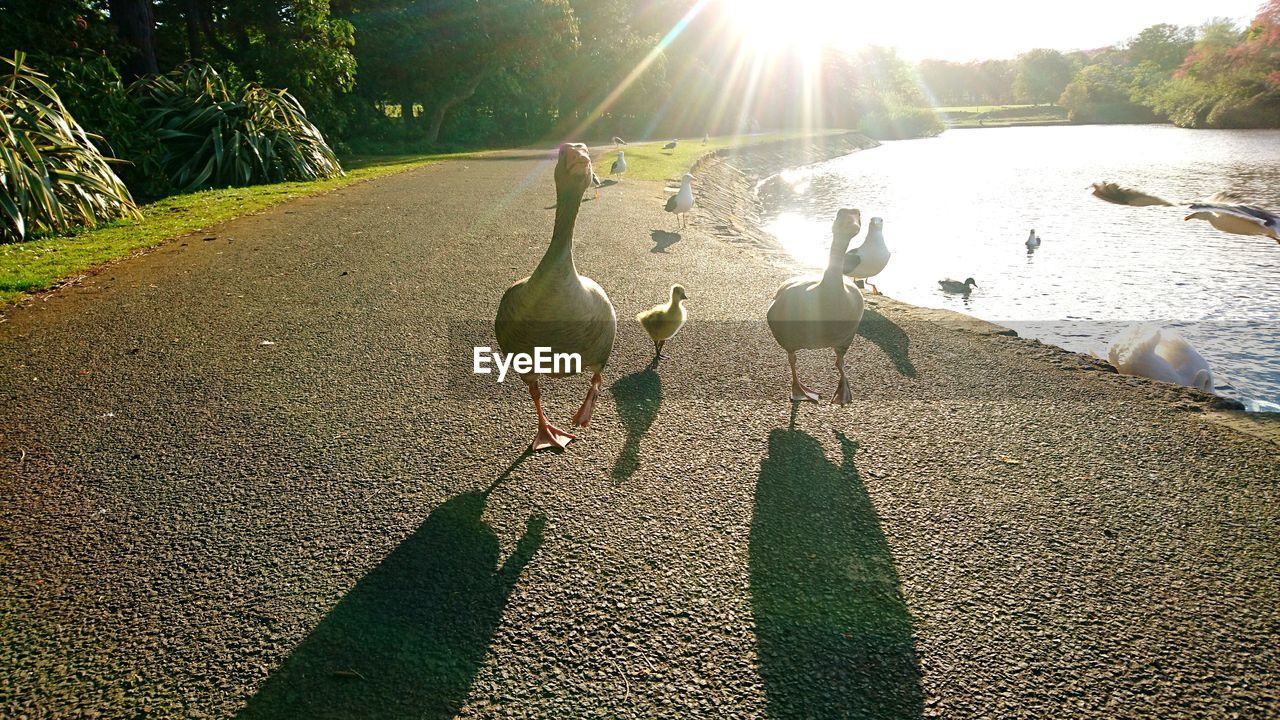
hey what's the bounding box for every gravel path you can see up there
[1,145,1277,719]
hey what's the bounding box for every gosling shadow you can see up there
[650,230,682,253]
[750,429,923,719]
[609,367,662,481]
[859,308,917,378]
[237,453,544,720]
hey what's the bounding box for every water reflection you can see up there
[762,125,1280,411]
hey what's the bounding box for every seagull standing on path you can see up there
[665,174,694,229]
[610,151,627,180]
[843,217,890,294]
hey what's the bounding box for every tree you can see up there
[108,0,159,78]
[1126,23,1194,72]
[1013,48,1073,104]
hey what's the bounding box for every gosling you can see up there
[637,285,689,362]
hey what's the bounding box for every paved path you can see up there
[1,147,1277,718]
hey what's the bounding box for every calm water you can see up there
[761,125,1280,411]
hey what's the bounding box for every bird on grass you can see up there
[767,208,865,405]
[495,143,616,451]
[663,139,678,151]
[1108,324,1213,393]
[637,285,689,362]
[1025,229,1041,249]
[939,277,977,294]
[610,150,627,180]
[843,216,889,294]
[665,173,694,229]
[612,136,628,147]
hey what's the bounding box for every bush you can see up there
[0,52,138,242]
[132,63,343,191]
[858,105,944,140]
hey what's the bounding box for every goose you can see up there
[636,285,689,362]
[939,277,977,294]
[610,151,627,179]
[495,143,617,450]
[767,208,866,405]
[1108,324,1213,393]
[665,173,694,229]
[1025,229,1041,248]
[663,139,678,151]
[1185,203,1279,243]
[842,216,889,294]
[612,136,628,146]
[1090,181,1172,207]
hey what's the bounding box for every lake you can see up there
[760,125,1280,412]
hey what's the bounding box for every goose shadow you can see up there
[750,429,923,719]
[237,453,544,720]
[609,367,662,481]
[859,308,916,378]
[650,230,682,253]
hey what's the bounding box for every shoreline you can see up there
[689,134,1279,437]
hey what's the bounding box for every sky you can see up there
[721,0,1264,62]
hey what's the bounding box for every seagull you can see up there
[663,139,678,151]
[612,136,628,146]
[586,169,603,200]
[843,216,889,294]
[1025,229,1041,249]
[1185,202,1279,243]
[665,173,694,229]
[1090,181,1172,207]
[702,132,709,144]
[939,277,977,294]
[610,150,627,180]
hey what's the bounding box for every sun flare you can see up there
[721,0,862,58]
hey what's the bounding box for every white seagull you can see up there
[1025,229,1041,249]
[665,173,694,229]
[610,150,627,179]
[843,217,890,294]
[1185,202,1279,243]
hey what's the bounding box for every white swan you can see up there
[1107,324,1213,393]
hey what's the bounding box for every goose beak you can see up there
[558,143,592,177]
[1183,214,1193,221]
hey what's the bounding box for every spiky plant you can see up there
[133,63,343,191]
[0,52,139,242]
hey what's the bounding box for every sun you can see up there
[720,0,862,59]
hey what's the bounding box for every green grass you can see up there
[932,104,1068,127]
[601,130,848,183]
[0,152,470,304]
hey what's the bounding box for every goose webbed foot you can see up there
[571,371,603,427]
[832,377,853,405]
[532,422,576,451]
[791,380,820,403]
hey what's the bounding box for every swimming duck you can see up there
[665,173,694,229]
[1025,229,1041,248]
[637,285,689,362]
[767,208,866,404]
[939,277,977,294]
[843,216,889,294]
[610,151,627,179]
[1108,324,1213,393]
[495,143,617,450]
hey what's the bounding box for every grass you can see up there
[0,152,471,304]
[932,104,1068,128]
[601,130,848,183]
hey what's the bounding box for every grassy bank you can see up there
[935,104,1068,128]
[0,152,472,305]
[601,130,848,183]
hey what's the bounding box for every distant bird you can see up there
[1025,229,1041,249]
[1108,324,1213,393]
[663,139,678,151]
[587,169,603,200]
[702,132,709,144]
[767,208,865,405]
[637,284,689,362]
[495,143,617,451]
[842,216,890,294]
[610,150,627,179]
[612,136,628,146]
[1185,202,1279,243]
[1090,181,1172,207]
[664,173,694,229]
[939,277,977,294]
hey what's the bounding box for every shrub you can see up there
[858,104,944,140]
[132,63,343,191]
[0,52,138,242]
